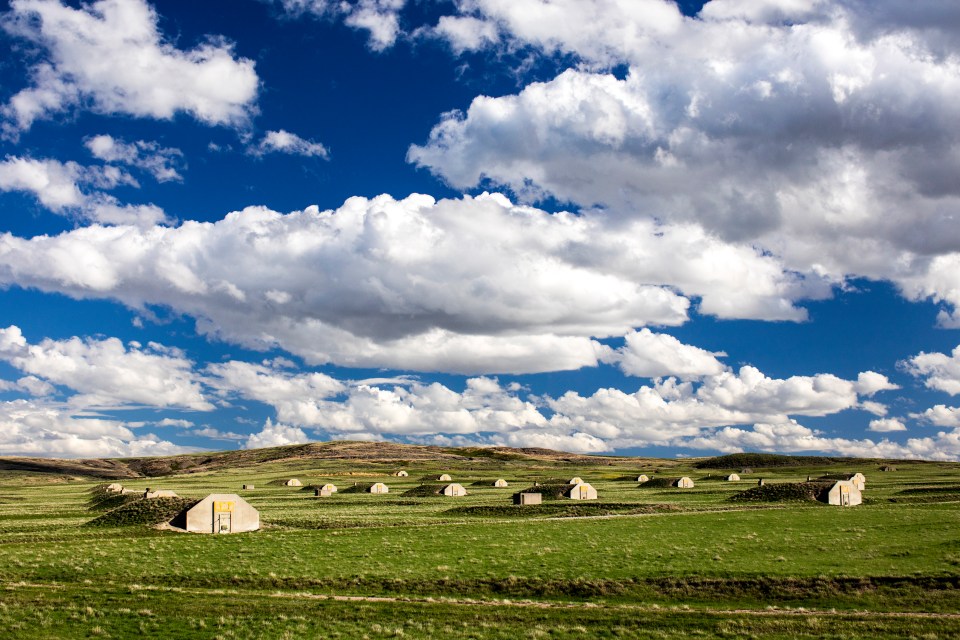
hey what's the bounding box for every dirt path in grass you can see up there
[13,581,956,620]
[265,590,960,619]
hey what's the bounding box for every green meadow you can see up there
[1,449,960,639]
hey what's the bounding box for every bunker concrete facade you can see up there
[179,493,259,534]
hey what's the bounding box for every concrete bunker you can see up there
[514,492,542,505]
[441,483,467,496]
[174,493,259,534]
[566,482,597,500]
[315,483,338,497]
[820,480,862,506]
[143,489,178,499]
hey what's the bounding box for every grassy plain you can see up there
[1,449,959,638]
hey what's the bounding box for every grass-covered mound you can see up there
[85,497,197,527]
[87,484,140,511]
[299,483,337,493]
[889,485,960,503]
[515,483,575,500]
[899,485,960,494]
[817,473,858,481]
[469,479,503,487]
[417,474,454,482]
[445,503,682,518]
[728,482,831,503]
[401,484,448,497]
[694,453,840,469]
[638,477,680,488]
[339,483,377,494]
[268,478,304,487]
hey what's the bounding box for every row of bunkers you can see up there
[100,470,868,535]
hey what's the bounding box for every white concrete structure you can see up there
[179,493,259,534]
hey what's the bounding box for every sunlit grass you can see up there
[0,458,959,637]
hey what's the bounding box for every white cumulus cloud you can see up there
[904,345,960,395]
[2,0,258,135]
[0,325,212,410]
[410,1,960,323]
[270,0,406,51]
[603,329,728,380]
[251,130,329,158]
[0,155,169,226]
[85,134,184,182]
[868,417,907,432]
[0,399,192,458]
[244,418,310,449]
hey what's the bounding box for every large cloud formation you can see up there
[0,325,212,410]
[0,155,169,226]
[0,192,814,373]
[409,0,960,325]
[1,0,258,135]
[2,322,955,459]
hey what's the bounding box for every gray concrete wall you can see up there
[185,493,259,533]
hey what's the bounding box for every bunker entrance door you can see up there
[216,512,232,533]
[840,487,850,506]
[213,500,235,533]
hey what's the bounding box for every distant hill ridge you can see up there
[692,452,914,469]
[0,441,634,479]
[0,443,921,480]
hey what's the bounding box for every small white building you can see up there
[437,474,452,482]
[636,475,649,482]
[176,493,259,534]
[822,480,862,506]
[493,479,509,487]
[725,474,740,482]
[849,473,866,490]
[143,489,178,499]
[369,482,389,494]
[395,470,409,477]
[441,483,467,496]
[284,479,302,487]
[105,483,123,493]
[675,477,695,488]
[568,477,584,485]
[567,482,597,500]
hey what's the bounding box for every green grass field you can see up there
[1,450,959,638]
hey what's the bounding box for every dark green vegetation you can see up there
[446,503,681,518]
[638,477,679,488]
[729,482,833,503]
[515,482,575,499]
[1,443,959,638]
[85,496,197,527]
[693,452,852,469]
[401,483,449,496]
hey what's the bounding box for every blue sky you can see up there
[1,0,960,460]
